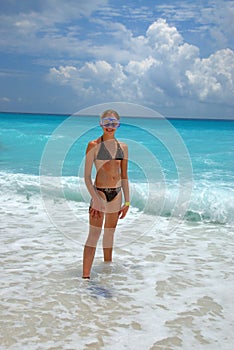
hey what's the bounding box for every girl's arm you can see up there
[84,141,104,214]
[119,143,130,219]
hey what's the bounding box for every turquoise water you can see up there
[0,113,233,180]
[0,112,233,350]
[0,112,233,223]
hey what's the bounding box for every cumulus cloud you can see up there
[186,49,234,103]
[49,19,234,106]
[156,0,234,52]
[1,1,233,114]
[49,66,78,84]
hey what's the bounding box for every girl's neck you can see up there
[102,133,116,141]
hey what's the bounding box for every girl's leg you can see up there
[103,192,122,262]
[103,212,119,261]
[82,212,104,278]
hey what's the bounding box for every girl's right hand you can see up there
[89,198,105,218]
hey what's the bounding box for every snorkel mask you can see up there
[100,117,120,129]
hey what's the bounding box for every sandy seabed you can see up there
[0,194,233,350]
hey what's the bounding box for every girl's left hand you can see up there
[118,204,129,219]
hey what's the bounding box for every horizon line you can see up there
[0,110,234,121]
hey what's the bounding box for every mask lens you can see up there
[101,118,120,128]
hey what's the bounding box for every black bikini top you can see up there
[95,136,124,160]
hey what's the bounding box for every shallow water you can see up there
[1,193,233,350]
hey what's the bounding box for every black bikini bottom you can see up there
[96,187,121,202]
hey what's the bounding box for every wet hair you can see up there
[100,109,120,120]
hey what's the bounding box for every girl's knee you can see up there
[86,229,101,246]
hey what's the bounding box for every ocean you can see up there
[0,111,233,350]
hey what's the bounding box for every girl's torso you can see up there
[94,136,124,188]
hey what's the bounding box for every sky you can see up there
[0,0,233,118]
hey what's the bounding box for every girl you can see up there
[82,110,130,279]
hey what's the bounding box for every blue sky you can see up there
[0,0,233,118]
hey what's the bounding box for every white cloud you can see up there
[156,2,199,22]
[80,61,112,78]
[0,97,10,102]
[49,66,78,84]
[186,49,234,103]
[146,19,183,51]
[0,0,108,20]
[153,0,234,54]
[1,1,233,115]
[49,61,128,100]
[199,0,234,49]
[48,19,234,107]
[1,1,233,62]
[126,57,158,76]
[0,0,108,56]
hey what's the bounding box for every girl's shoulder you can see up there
[118,140,128,149]
[86,137,101,151]
[117,140,128,158]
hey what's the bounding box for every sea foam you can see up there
[1,171,233,225]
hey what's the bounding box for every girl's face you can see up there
[100,117,120,133]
